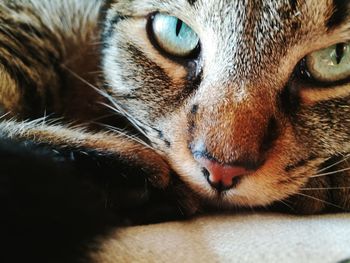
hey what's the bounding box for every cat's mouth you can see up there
[168,145,350,214]
[167,146,306,208]
[157,119,338,212]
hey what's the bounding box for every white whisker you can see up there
[89,41,104,46]
[296,192,347,211]
[61,64,99,90]
[0,112,11,120]
[88,70,104,74]
[60,65,154,148]
[301,187,350,191]
[317,154,350,174]
[102,124,154,150]
[99,100,150,140]
[100,102,145,133]
[86,113,118,123]
[311,166,350,178]
[277,200,295,212]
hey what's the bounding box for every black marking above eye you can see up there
[191,104,199,115]
[164,140,171,148]
[187,0,197,6]
[154,129,171,147]
[102,14,128,41]
[326,0,350,29]
[157,130,164,139]
[288,0,298,11]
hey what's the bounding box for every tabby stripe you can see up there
[102,14,128,46]
[0,18,62,113]
[178,70,203,103]
[288,0,298,11]
[285,155,317,172]
[0,14,55,42]
[0,38,54,113]
[0,15,61,55]
[0,55,42,115]
[0,25,59,67]
[99,0,117,22]
[187,0,197,6]
[0,33,54,71]
[326,0,350,29]
[0,41,34,68]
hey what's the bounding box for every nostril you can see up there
[202,167,243,191]
[198,157,252,191]
[202,167,211,185]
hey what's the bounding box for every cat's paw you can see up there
[130,147,171,189]
[116,174,202,225]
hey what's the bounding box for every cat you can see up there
[1,0,350,262]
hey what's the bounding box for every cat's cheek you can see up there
[326,164,350,211]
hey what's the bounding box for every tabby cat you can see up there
[1,0,350,262]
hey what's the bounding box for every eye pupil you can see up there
[335,43,345,65]
[175,19,183,37]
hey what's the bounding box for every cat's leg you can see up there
[0,119,197,263]
[0,119,170,185]
[0,118,200,220]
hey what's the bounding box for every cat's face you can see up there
[102,0,350,213]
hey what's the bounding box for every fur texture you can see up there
[1,0,350,261]
[102,0,350,212]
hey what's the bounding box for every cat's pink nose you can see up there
[197,158,251,191]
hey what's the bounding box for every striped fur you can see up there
[1,0,350,261]
[102,0,350,213]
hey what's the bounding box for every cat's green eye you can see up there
[150,13,200,58]
[305,42,350,83]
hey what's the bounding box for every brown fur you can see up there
[1,0,350,222]
[102,0,350,213]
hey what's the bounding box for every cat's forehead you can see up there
[110,0,347,25]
